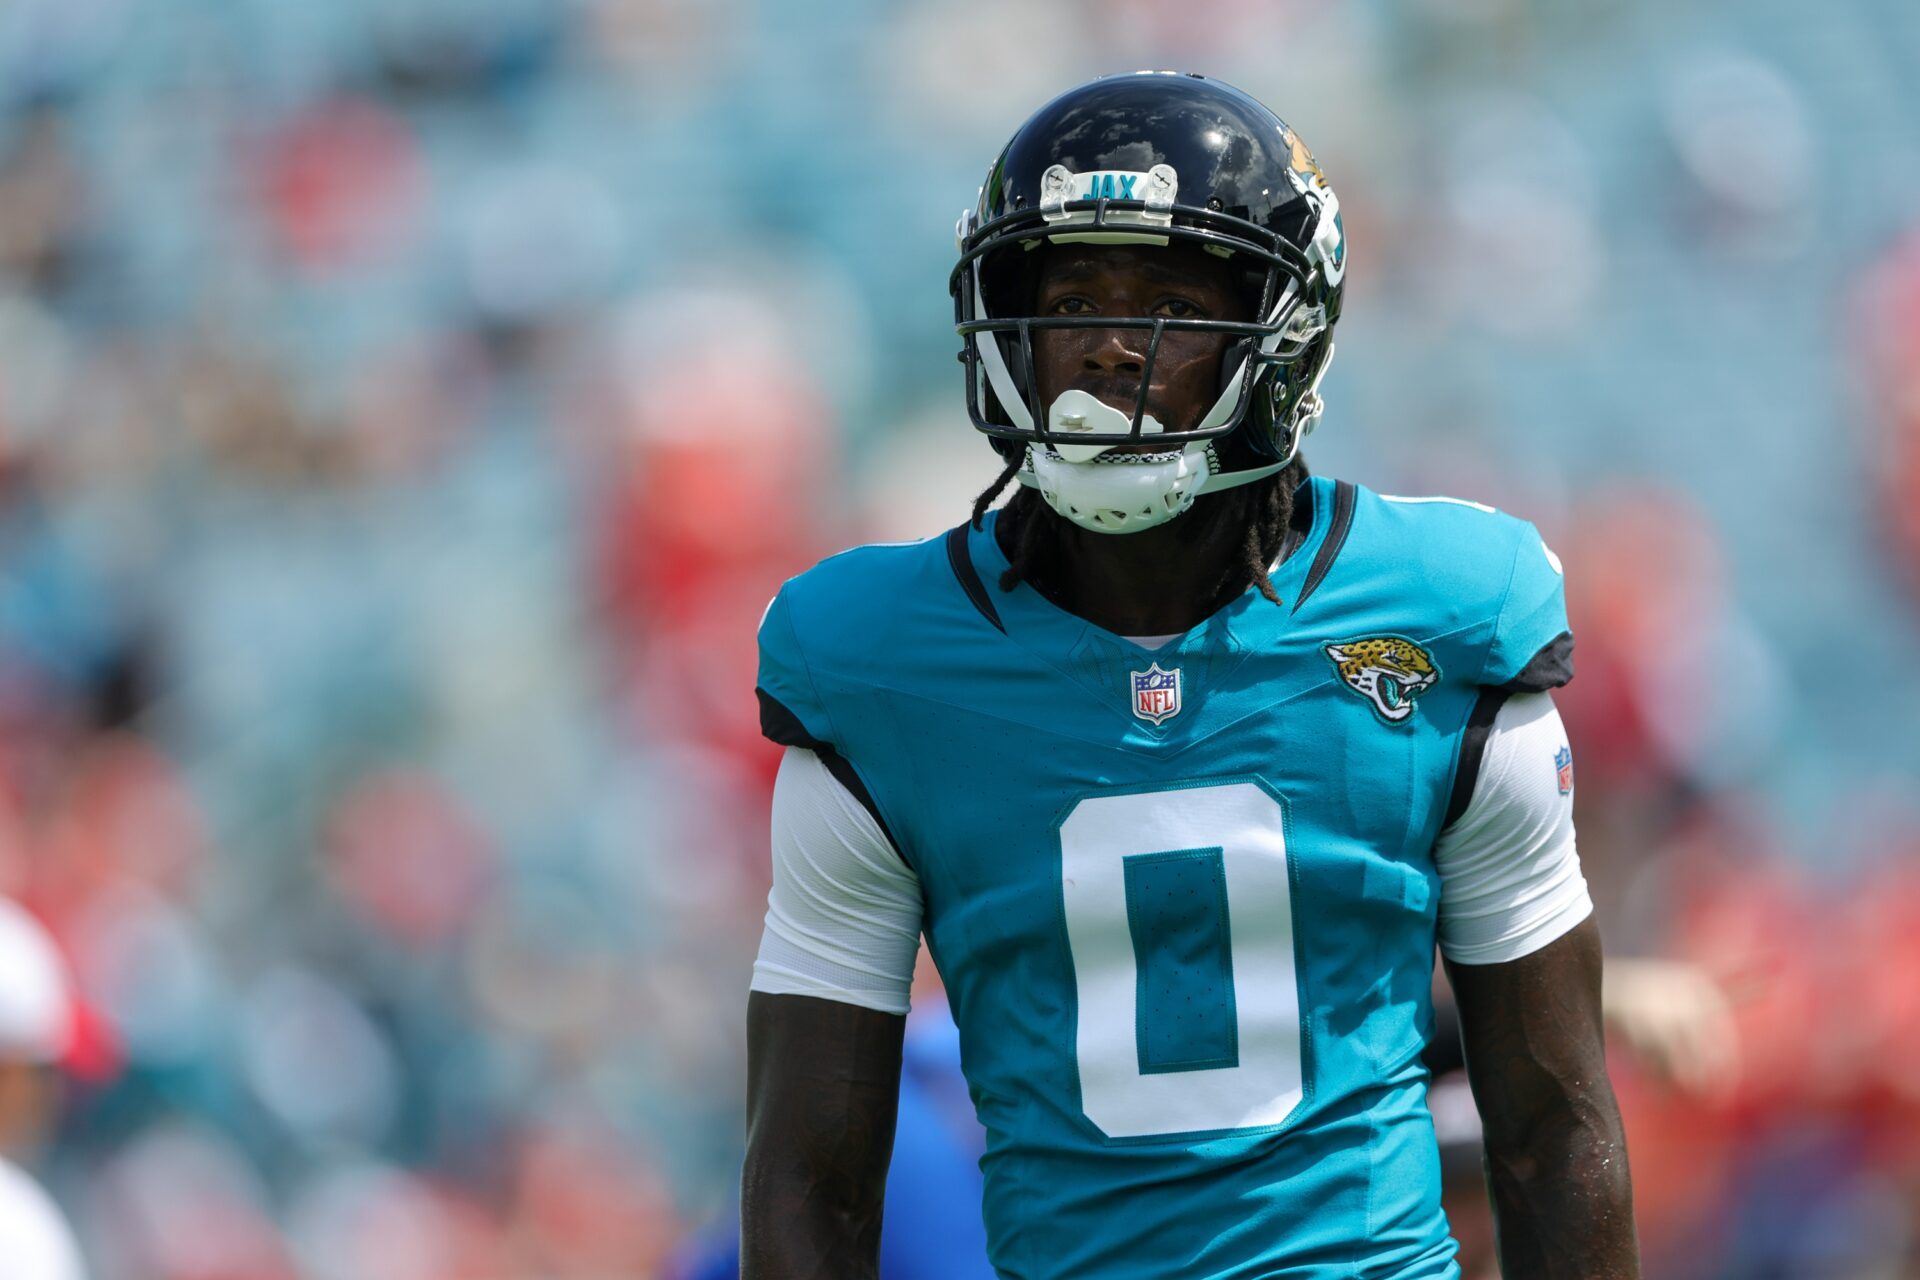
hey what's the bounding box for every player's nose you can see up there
[1081,327,1146,376]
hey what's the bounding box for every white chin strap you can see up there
[1016,386,1287,534]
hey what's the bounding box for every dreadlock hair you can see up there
[969,452,1310,607]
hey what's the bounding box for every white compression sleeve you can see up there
[750,747,924,1015]
[1435,692,1593,965]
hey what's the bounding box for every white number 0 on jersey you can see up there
[1059,781,1305,1140]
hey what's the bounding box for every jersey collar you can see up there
[963,474,1336,660]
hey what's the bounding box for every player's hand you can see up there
[1601,958,1740,1098]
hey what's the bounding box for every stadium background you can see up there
[0,0,1917,1275]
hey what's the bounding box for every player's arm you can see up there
[744,992,904,1279]
[1447,920,1637,1277]
[741,747,925,1280]
[1434,692,1639,1277]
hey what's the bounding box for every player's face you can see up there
[1032,243,1251,443]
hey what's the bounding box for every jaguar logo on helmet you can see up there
[952,72,1348,537]
[1281,125,1346,287]
[1281,126,1327,190]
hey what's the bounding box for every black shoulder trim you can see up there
[1291,479,1356,614]
[756,688,906,861]
[1444,687,1511,828]
[1503,630,1575,692]
[945,523,1006,634]
[1441,634,1574,828]
[757,685,821,751]
[1276,472,1315,564]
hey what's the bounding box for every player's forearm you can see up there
[1482,1086,1638,1278]
[740,1151,884,1280]
[1448,922,1640,1278]
[741,992,903,1280]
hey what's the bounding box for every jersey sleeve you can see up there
[756,581,909,861]
[1434,692,1592,965]
[750,747,924,1015]
[756,586,837,750]
[1482,522,1573,691]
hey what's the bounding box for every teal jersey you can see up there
[755,476,1573,1280]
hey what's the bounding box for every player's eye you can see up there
[1152,297,1206,319]
[1048,296,1096,316]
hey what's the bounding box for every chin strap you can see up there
[1014,445,1287,494]
[1201,458,1289,493]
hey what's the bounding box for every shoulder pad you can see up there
[1366,490,1572,690]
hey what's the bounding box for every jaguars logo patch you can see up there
[1324,637,1441,725]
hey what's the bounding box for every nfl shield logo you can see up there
[1554,745,1574,795]
[1131,663,1183,726]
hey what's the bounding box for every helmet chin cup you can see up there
[1025,441,1209,535]
[1045,389,1166,463]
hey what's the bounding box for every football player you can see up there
[742,73,1638,1279]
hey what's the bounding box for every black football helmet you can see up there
[952,72,1346,522]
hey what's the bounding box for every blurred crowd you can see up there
[0,0,1915,1276]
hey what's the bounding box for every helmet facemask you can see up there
[956,208,1328,533]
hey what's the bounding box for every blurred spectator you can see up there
[251,97,425,275]
[0,105,86,295]
[0,896,89,1280]
[584,286,844,780]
